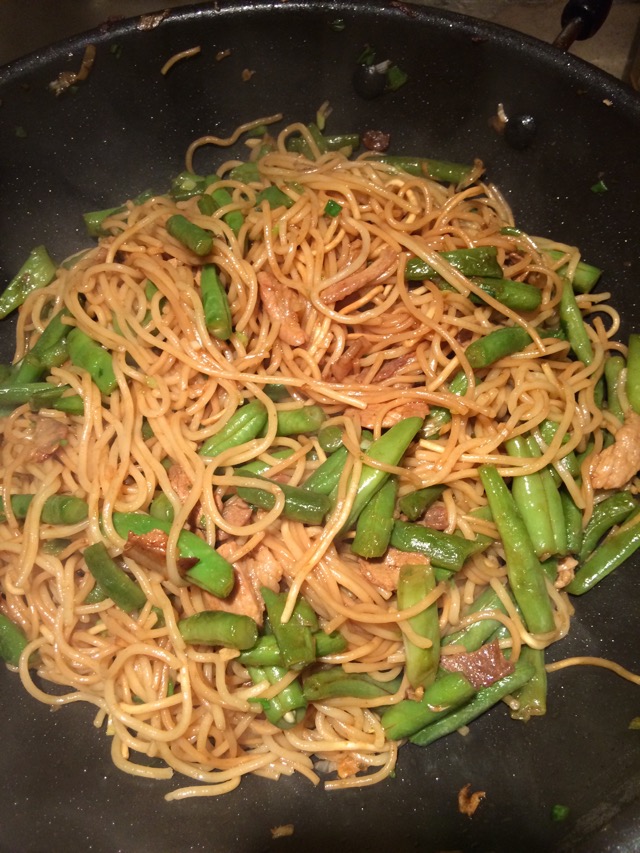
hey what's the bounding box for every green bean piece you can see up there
[170,171,207,200]
[13,308,71,384]
[228,162,261,183]
[568,508,640,595]
[560,490,584,556]
[381,670,476,741]
[409,659,536,746]
[505,435,555,560]
[538,419,580,478]
[510,646,547,721]
[178,611,258,650]
[324,133,360,152]
[405,247,503,281]
[236,471,331,525]
[238,630,347,667]
[83,541,147,614]
[579,492,639,561]
[559,278,593,365]
[465,326,532,369]
[46,394,84,416]
[340,416,423,532]
[275,404,325,436]
[112,512,234,599]
[209,188,244,236]
[166,214,212,256]
[604,355,626,422]
[83,582,108,605]
[248,665,307,729]
[262,587,317,669]
[83,205,126,237]
[422,371,469,439]
[479,466,555,634]
[67,328,117,395]
[0,493,86,526]
[262,586,319,631]
[200,264,232,340]
[540,466,567,557]
[626,334,640,415]
[303,668,402,701]
[390,521,492,573]
[263,383,290,402]
[0,246,57,319]
[466,277,542,312]
[318,425,344,453]
[351,477,398,558]
[0,382,74,411]
[374,155,473,185]
[0,613,29,666]
[302,446,349,495]
[541,249,602,294]
[398,485,445,521]
[443,587,509,652]
[255,186,295,210]
[398,562,440,689]
[199,400,268,458]
[149,492,175,524]
[235,447,295,478]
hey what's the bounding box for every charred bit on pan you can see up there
[242,69,256,82]
[138,10,170,30]
[458,783,486,817]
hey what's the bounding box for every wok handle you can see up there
[554,0,613,50]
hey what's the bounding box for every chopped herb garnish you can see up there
[357,44,376,66]
[551,804,570,822]
[629,716,640,729]
[330,18,346,32]
[386,64,409,92]
[15,126,27,138]
[324,199,342,217]
[591,179,608,193]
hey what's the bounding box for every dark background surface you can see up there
[1,2,640,852]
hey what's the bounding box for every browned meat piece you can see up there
[591,412,640,490]
[320,247,397,304]
[440,639,514,689]
[358,547,428,594]
[555,555,578,589]
[203,543,284,625]
[28,417,68,462]
[421,503,449,531]
[357,399,429,430]
[373,354,416,383]
[168,465,193,503]
[257,270,307,346]
[458,784,486,817]
[126,528,169,558]
[331,339,366,382]
[362,130,391,152]
[217,495,254,541]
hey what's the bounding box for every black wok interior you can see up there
[1,3,639,851]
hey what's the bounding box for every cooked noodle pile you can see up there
[0,119,631,799]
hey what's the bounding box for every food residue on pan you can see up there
[270,824,294,839]
[138,10,170,30]
[242,68,256,82]
[458,783,486,817]
[48,45,96,96]
[216,48,232,61]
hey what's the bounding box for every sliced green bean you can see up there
[83,541,147,614]
[275,405,325,436]
[199,400,268,458]
[559,278,593,365]
[0,382,74,411]
[405,247,502,281]
[249,665,307,729]
[398,562,440,689]
[568,508,640,595]
[200,264,232,340]
[318,425,344,454]
[479,466,555,634]
[605,355,626,422]
[510,645,547,721]
[166,214,212,256]
[374,155,473,185]
[381,670,476,741]
[209,188,244,236]
[13,308,71,384]
[0,246,57,319]
[303,668,402,701]
[236,472,330,524]
[465,326,532,369]
[68,327,117,395]
[178,611,258,650]
[409,659,536,746]
[398,485,444,522]
[626,334,640,415]
[112,511,234,599]
[238,630,347,667]
[579,492,639,561]
[255,186,295,210]
[506,435,556,560]
[541,248,602,294]
[422,371,469,438]
[83,205,126,237]
[390,521,492,573]
[560,490,584,556]
[351,476,398,558]
[0,613,29,666]
[443,587,509,652]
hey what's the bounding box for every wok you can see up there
[1,3,639,851]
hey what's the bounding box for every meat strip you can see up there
[320,247,397,304]
[440,639,514,689]
[257,270,307,346]
[358,547,428,595]
[591,411,640,490]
